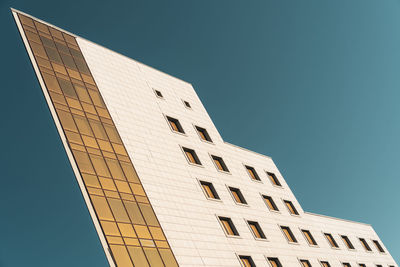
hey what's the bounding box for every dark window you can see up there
[166,116,185,133]
[218,217,239,236]
[301,229,317,246]
[324,233,339,248]
[182,147,201,165]
[359,238,372,251]
[211,155,229,172]
[200,181,219,200]
[245,165,261,181]
[262,195,279,211]
[239,255,255,267]
[229,187,247,204]
[300,260,312,267]
[247,221,266,239]
[320,262,331,267]
[373,240,385,253]
[195,126,212,142]
[268,257,282,267]
[154,89,163,98]
[267,171,281,186]
[341,235,354,249]
[284,200,299,215]
[183,100,191,108]
[358,264,366,267]
[342,263,351,267]
[280,226,297,243]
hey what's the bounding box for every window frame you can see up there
[262,194,280,212]
[198,179,220,201]
[358,237,372,252]
[182,99,192,109]
[280,225,298,244]
[301,229,318,247]
[217,216,240,237]
[194,125,213,143]
[246,220,267,240]
[228,186,248,205]
[283,199,299,215]
[320,261,331,267]
[299,259,312,267]
[245,165,261,182]
[238,255,256,267]
[210,154,230,173]
[153,88,164,99]
[266,171,282,187]
[267,257,283,267]
[165,115,185,134]
[340,235,355,250]
[372,239,385,253]
[323,232,340,249]
[341,262,352,267]
[181,146,202,166]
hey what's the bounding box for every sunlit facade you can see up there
[12,9,397,267]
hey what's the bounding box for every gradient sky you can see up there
[0,0,399,266]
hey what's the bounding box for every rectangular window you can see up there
[320,262,331,267]
[359,238,371,251]
[280,226,297,243]
[302,229,317,246]
[182,147,201,165]
[154,89,163,98]
[324,233,339,248]
[195,126,212,142]
[373,240,385,253]
[218,217,239,236]
[229,187,247,204]
[342,263,351,267]
[211,155,229,172]
[376,265,383,267]
[247,221,266,239]
[245,165,261,181]
[267,171,281,186]
[341,235,354,249]
[200,181,219,200]
[166,116,185,133]
[239,255,255,267]
[262,195,279,211]
[284,200,299,215]
[183,100,191,109]
[358,264,366,267]
[268,257,282,267]
[300,260,312,267]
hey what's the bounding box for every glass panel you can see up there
[134,225,152,239]
[130,183,146,196]
[44,46,62,63]
[100,220,120,236]
[57,77,77,98]
[88,89,106,107]
[49,28,63,40]
[120,162,139,183]
[124,238,140,246]
[117,223,136,238]
[89,154,111,177]
[90,195,114,221]
[73,115,93,136]
[82,135,98,148]
[108,198,130,223]
[65,130,82,144]
[89,120,108,140]
[55,41,70,55]
[139,203,159,227]
[74,84,91,103]
[25,31,41,43]
[109,245,133,267]
[75,58,91,74]
[115,180,131,194]
[34,21,50,34]
[124,201,145,225]
[18,14,35,27]
[63,33,77,45]
[29,41,48,58]
[159,249,178,267]
[127,246,149,267]
[106,236,124,245]
[60,53,77,70]
[149,227,165,240]
[143,247,164,267]
[72,150,95,175]
[104,124,122,143]
[98,139,114,152]
[99,177,116,191]
[105,158,126,180]
[40,36,56,49]
[81,173,100,188]
[42,73,62,94]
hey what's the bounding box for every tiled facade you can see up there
[13,9,397,267]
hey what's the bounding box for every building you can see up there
[11,9,397,267]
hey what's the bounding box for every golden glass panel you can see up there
[55,42,70,55]
[231,191,241,203]
[70,108,85,116]
[109,245,133,267]
[104,124,122,143]
[57,110,77,132]
[108,198,130,223]
[65,130,83,144]
[74,84,91,103]
[25,30,41,43]
[241,258,251,267]
[82,173,100,188]
[34,21,50,34]
[40,36,56,49]
[169,120,179,132]
[140,239,155,247]
[89,154,111,177]
[42,73,62,93]
[60,53,77,70]
[88,89,105,107]
[44,46,62,63]
[72,149,95,174]
[81,135,98,149]
[29,41,48,58]
[105,158,126,180]
[70,143,85,152]
[66,97,82,110]
[104,190,120,199]
[149,227,165,240]
[82,73,95,84]
[112,143,127,156]
[115,180,131,194]
[156,241,169,249]
[283,228,294,242]
[143,247,164,266]
[202,184,214,198]
[96,106,111,119]
[120,193,135,201]
[250,224,261,238]
[51,62,67,75]
[54,103,69,112]
[18,14,34,27]
[86,113,100,121]
[117,223,136,238]
[22,23,37,34]
[73,115,93,136]
[269,259,279,267]
[66,68,82,80]
[57,77,77,98]
[55,71,69,80]
[214,159,223,171]
[127,246,149,267]
[81,102,96,114]
[103,151,117,160]
[86,147,101,156]
[134,225,151,239]
[63,33,77,45]
[39,66,54,75]
[74,58,91,74]
[49,27,63,40]
[124,238,140,246]
[70,47,84,59]
[88,120,108,140]
[101,117,113,125]
[106,235,124,245]
[185,151,196,163]
[99,177,117,191]
[198,131,206,141]
[130,183,146,196]
[221,219,234,235]
[36,56,52,69]
[87,187,104,196]
[124,201,145,225]
[38,30,52,40]
[118,163,138,184]
[139,203,159,227]
[135,196,149,204]
[159,249,178,267]
[90,195,114,221]
[98,139,113,152]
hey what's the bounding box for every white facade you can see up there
[75,37,397,267]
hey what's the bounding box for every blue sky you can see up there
[0,0,399,265]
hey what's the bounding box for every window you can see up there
[324,233,339,248]
[200,181,219,200]
[183,100,191,109]
[280,226,297,243]
[195,126,212,142]
[218,216,239,236]
[154,89,163,98]
[229,187,247,204]
[239,256,255,267]
[268,257,282,267]
[247,221,266,239]
[267,171,281,186]
[211,155,229,172]
[320,261,331,267]
[302,229,317,246]
[182,147,201,165]
[284,200,299,215]
[372,240,385,253]
[341,235,354,249]
[166,116,185,133]
[342,263,351,267]
[245,165,261,181]
[375,265,383,267]
[262,195,279,211]
[359,238,371,251]
[300,260,312,267]
[358,264,366,267]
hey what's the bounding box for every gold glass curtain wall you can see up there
[14,12,178,267]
